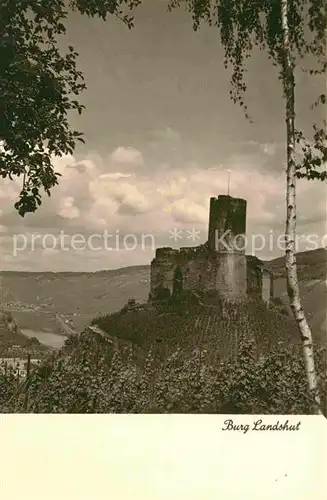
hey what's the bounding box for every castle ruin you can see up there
[149,195,274,304]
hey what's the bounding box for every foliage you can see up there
[6,312,13,323]
[0,362,22,408]
[2,1,325,216]
[1,331,326,414]
[1,299,325,414]
[151,286,172,301]
[0,0,140,215]
[4,1,325,216]
[269,296,289,316]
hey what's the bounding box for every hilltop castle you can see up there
[149,195,273,303]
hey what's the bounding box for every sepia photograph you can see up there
[0,0,326,416]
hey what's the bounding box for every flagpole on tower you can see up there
[227,169,231,196]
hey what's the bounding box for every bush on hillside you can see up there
[269,297,289,316]
[0,329,325,415]
[151,286,171,301]
[0,361,25,411]
[27,337,40,346]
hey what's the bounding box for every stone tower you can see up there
[208,195,247,300]
[208,195,247,252]
[149,194,274,303]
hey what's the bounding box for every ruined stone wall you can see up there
[150,246,209,299]
[269,272,274,299]
[150,246,247,301]
[214,253,247,300]
[149,247,179,298]
[181,258,201,291]
[150,249,272,303]
[246,256,274,304]
[262,269,274,305]
[246,255,263,298]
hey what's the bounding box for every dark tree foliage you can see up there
[1,331,326,414]
[0,0,141,216]
[2,1,324,216]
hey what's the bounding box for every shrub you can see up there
[152,286,171,301]
[270,297,289,316]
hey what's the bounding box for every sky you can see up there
[1,0,326,271]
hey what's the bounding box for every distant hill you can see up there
[0,248,326,339]
[265,248,327,343]
[0,266,150,332]
[265,247,326,281]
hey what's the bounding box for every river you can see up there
[21,329,67,349]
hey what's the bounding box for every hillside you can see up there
[265,247,326,280]
[91,294,304,358]
[0,248,326,341]
[3,294,326,414]
[0,312,52,359]
[265,248,327,342]
[1,252,326,413]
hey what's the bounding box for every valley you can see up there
[0,249,326,350]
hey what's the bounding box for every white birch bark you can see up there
[280,0,322,414]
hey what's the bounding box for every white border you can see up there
[1,414,326,499]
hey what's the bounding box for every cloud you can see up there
[167,199,208,224]
[58,197,80,220]
[99,173,133,180]
[1,142,326,270]
[114,184,150,215]
[91,175,153,217]
[110,146,144,167]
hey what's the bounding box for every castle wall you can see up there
[215,253,247,300]
[182,258,202,290]
[150,249,271,303]
[270,273,274,299]
[262,270,274,305]
[149,247,178,297]
[150,249,247,301]
[246,256,274,304]
[246,255,263,299]
[150,246,211,299]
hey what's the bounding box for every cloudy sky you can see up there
[1,1,326,271]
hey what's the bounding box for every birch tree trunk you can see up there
[280,0,322,414]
